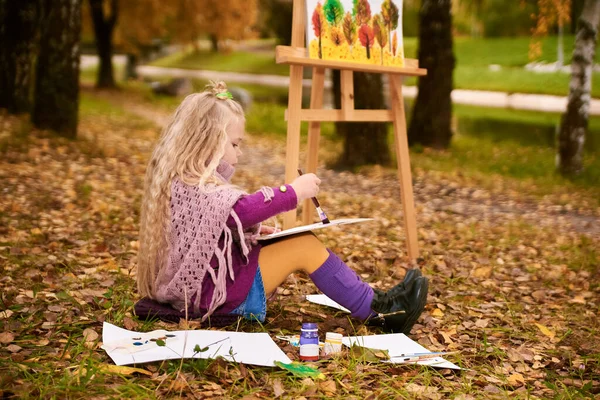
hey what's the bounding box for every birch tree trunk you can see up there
[0,0,39,113]
[32,0,82,139]
[408,0,455,149]
[557,0,600,175]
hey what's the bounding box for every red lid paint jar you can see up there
[299,322,319,361]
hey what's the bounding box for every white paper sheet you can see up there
[343,334,461,370]
[306,294,351,313]
[101,322,292,367]
[258,218,373,240]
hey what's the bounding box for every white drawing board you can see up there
[258,218,373,240]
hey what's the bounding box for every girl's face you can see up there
[222,117,245,167]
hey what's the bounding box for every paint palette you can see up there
[101,329,179,354]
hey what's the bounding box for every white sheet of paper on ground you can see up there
[343,334,461,370]
[306,294,351,313]
[258,218,373,240]
[101,322,292,367]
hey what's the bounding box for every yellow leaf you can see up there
[431,308,444,317]
[507,373,525,386]
[98,364,153,376]
[534,323,555,339]
[472,266,493,278]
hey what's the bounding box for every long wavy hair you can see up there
[137,81,245,298]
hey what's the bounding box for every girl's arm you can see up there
[228,185,298,229]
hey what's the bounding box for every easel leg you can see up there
[389,74,420,260]
[283,64,304,229]
[302,67,325,225]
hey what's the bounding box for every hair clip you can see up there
[215,91,233,100]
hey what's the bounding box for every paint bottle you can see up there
[322,332,343,356]
[299,322,319,361]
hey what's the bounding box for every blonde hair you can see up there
[137,81,245,298]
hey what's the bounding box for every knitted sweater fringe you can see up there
[154,173,256,321]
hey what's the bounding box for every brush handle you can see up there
[297,168,330,224]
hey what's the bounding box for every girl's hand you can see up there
[260,225,281,235]
[291,173,321,201]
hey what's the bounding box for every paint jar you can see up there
[322,332,343,356]
[299,322,319,361]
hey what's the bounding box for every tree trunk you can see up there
[209,33,219,52]
[332,71,391,169]
[32,0,82,139]
[0,0,39,113]
[124,53,138,80]
[408,0,455,149]
[557,22,565,68]
[89,0,118,88]
[557,0,600,175]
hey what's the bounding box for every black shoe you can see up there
[370,276,429,334]
[373,268,422,298]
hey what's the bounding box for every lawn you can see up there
[148,35,600,97]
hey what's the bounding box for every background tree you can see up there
[82,0,170,85]
[88,0,118,88]
[332,72,390,168]
[179,0,259,52]
[408,0,455,149]
[529,0,572,67]
[0,0,38,113]
[32,0,82,139]
[557,0,600,175]
[259,0,294,45]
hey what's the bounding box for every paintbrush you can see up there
[297,168,330,224]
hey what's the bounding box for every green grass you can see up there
[150,49,290,76]
[242,99,600,203]
[149,35,600,97]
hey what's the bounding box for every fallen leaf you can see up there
[534,323,555,339]
[272,378,285,397]
[475,319,489,328]
[0,332,15,344]
[472,266,493,278]
[123,316,138,331]
[319,380,337,395]
[0,310,14,319]
[431,308,444,317]
[82,328,99,342]
[6,344,22,353]
[507,373,525,387]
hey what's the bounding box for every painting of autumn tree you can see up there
[305,0,404,66]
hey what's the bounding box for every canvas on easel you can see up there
[276,0,426,260]
[305,0,404,66]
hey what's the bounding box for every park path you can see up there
[110,92,598,240]
[81,55,600,115]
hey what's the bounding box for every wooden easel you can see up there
[276,0,427,260]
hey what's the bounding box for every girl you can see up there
[136,81,428,334]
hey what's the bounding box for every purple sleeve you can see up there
[228,184,298,229]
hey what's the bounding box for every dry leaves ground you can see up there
[0,88,599,399]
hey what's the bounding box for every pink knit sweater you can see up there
[153,162,297,320]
